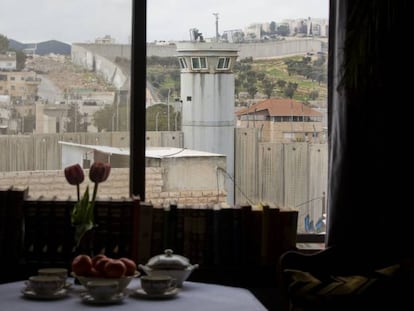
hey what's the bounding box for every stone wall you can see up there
[0,167,226,206]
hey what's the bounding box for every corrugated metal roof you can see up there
[236,98,322,117]
[58,141,129,155]
[58,141,224,158]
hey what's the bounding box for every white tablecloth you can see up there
[0,278,268,311]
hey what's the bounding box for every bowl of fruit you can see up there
[71,254,140,292]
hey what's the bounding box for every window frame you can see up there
[216,57,231,70]
[130,0,147,201]
[178,57,188,69]
[190,57,208,70]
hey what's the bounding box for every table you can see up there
[0,278,268,311]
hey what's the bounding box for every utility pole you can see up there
[167,89,171,131]
[213,13,219,41]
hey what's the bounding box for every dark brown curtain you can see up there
[327,0,412,263]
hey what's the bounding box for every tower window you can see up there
[217,57,231,70]
[179,57,187,69]
[191,57,208,70]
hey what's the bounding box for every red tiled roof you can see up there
[236,98,322,117]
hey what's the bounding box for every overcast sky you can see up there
[0,0,328,44]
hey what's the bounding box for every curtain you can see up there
[327,0,412,262]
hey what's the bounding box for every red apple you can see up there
[86,267,103,277]
[71,254,93,276]
[92,254,107,267]
[119,257,137,276]
[95,257,113,274]
[104,259,126,278]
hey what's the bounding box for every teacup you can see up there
[86,280,119,301]
[38,268,68,281]
[28,275,65,296]
[140,275,177,295]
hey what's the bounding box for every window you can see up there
[191,57,208,70]
[147,0,329,236]
[1,0,329,239]
[217,57,231,70]
[1,0,133,198]
[178,57,187,69]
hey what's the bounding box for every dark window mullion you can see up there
[130,0,146,200]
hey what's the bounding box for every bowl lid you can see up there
[146,249,190,270]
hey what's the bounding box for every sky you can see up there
[0,0,328,44]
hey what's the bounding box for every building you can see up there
[35,102,68,134]
[176,42,238,204]
[0,52,17,71]
[0,71,41,103]
[57,142,227,205]
[236,98,323,143]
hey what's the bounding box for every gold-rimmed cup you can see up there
[140,275,177,295]
[38,268,68,281]
[28,275,65,296]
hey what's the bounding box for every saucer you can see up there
[81,292,125,305]
[130,288,179,299]
[21,287,69,300]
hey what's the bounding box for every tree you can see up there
[14,50,27,70]
[276,25,290,36]
[262,77,276,98]
[0,34,8,53]
[269,21,277,34]
[308,90,319,100]
[247,86,258,99]
[66,103,87,132]
[276,79,287,89]
[92,104,128,132]
[146,103,178,131]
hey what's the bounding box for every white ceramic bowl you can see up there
[71,271,140,292]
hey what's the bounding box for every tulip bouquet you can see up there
[64,161,111,248]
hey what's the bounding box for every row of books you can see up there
[1,191,298,280]
[136,202,299,267]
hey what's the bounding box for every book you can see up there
[151,205,165,256]
[174,204,185,255]
[239,204,252,265]
[5,186,29,264]
[203,205,215,266]
[182,205,193,260]
[137,202,153,264]
[248,208,263,265]
[0,186,12,263]
[218,207,235,265]
[262,205,281,265]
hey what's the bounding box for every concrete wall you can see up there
[71,45,129,89]
[72,43,131,61]
[72,39,323,67]
[0,131,185,172]
[235,127,328,232]
[147,39,323,60]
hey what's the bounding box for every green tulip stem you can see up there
[92,183,98,204]
[77,183,80,202]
